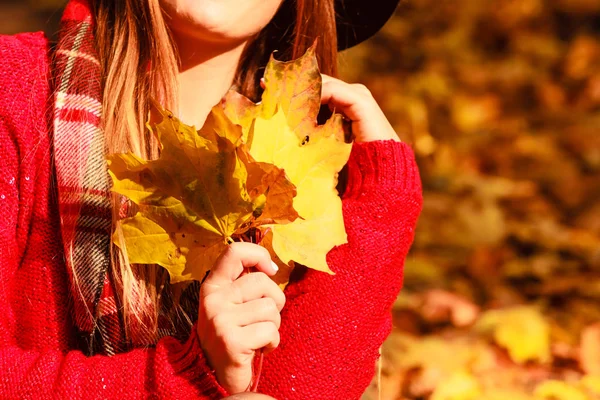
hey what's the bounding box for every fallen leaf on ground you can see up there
[581,323,600,376]
[476,306,551,364]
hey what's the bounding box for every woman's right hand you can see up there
[197,243,285,394]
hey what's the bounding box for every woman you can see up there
[0,0,422,398]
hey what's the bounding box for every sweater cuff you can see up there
[168,327,230,398]
[343,140,421,199]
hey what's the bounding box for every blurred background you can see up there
[1,0,599,399]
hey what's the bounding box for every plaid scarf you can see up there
[53,0,195,356]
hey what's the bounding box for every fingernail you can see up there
[271,261,279,272]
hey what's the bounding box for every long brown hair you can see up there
[92,0,339,343]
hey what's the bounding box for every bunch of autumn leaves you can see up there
[107,46,352,288]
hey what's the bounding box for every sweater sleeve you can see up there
[260,140,423,399]
[0,328,229,399]
[0,32,229,399]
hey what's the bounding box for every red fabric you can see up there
[0,31,422,400]
[61,0,94,21]
[53,0,123,352]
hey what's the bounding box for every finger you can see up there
[320,76,357,107]
[320,80,370,122]
[231,272,286,311]
[321,73,366,91]
[206,243,278,287]
[240,321,280,352]
[321,74,401,143]
[232,297,282,328]
[320,73,337,84]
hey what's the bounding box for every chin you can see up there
[160,0,283,45]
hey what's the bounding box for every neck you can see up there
[173,34,247,129]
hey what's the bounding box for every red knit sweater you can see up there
[0,32,422,399]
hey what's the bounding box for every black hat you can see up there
[335,0,402,50]
[273,0,402,51]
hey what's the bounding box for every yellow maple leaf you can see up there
[237,147,299,225]
[109,43,350,287]
[223,42,345,143]
[260,44,322,135]
[249,108,351,275]
[108,105,297,283]
[222,41,351,283]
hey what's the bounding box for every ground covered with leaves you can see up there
[341,0,600,399]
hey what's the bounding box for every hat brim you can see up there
[271,0,401,51]
[335,0,401,50]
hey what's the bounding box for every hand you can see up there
[197,243,285,394]
[320,74,401,143]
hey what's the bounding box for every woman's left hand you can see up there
[320,74,401,143]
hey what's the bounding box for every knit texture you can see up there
[0,21,422,400]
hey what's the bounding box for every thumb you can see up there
[203,242,278,288]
